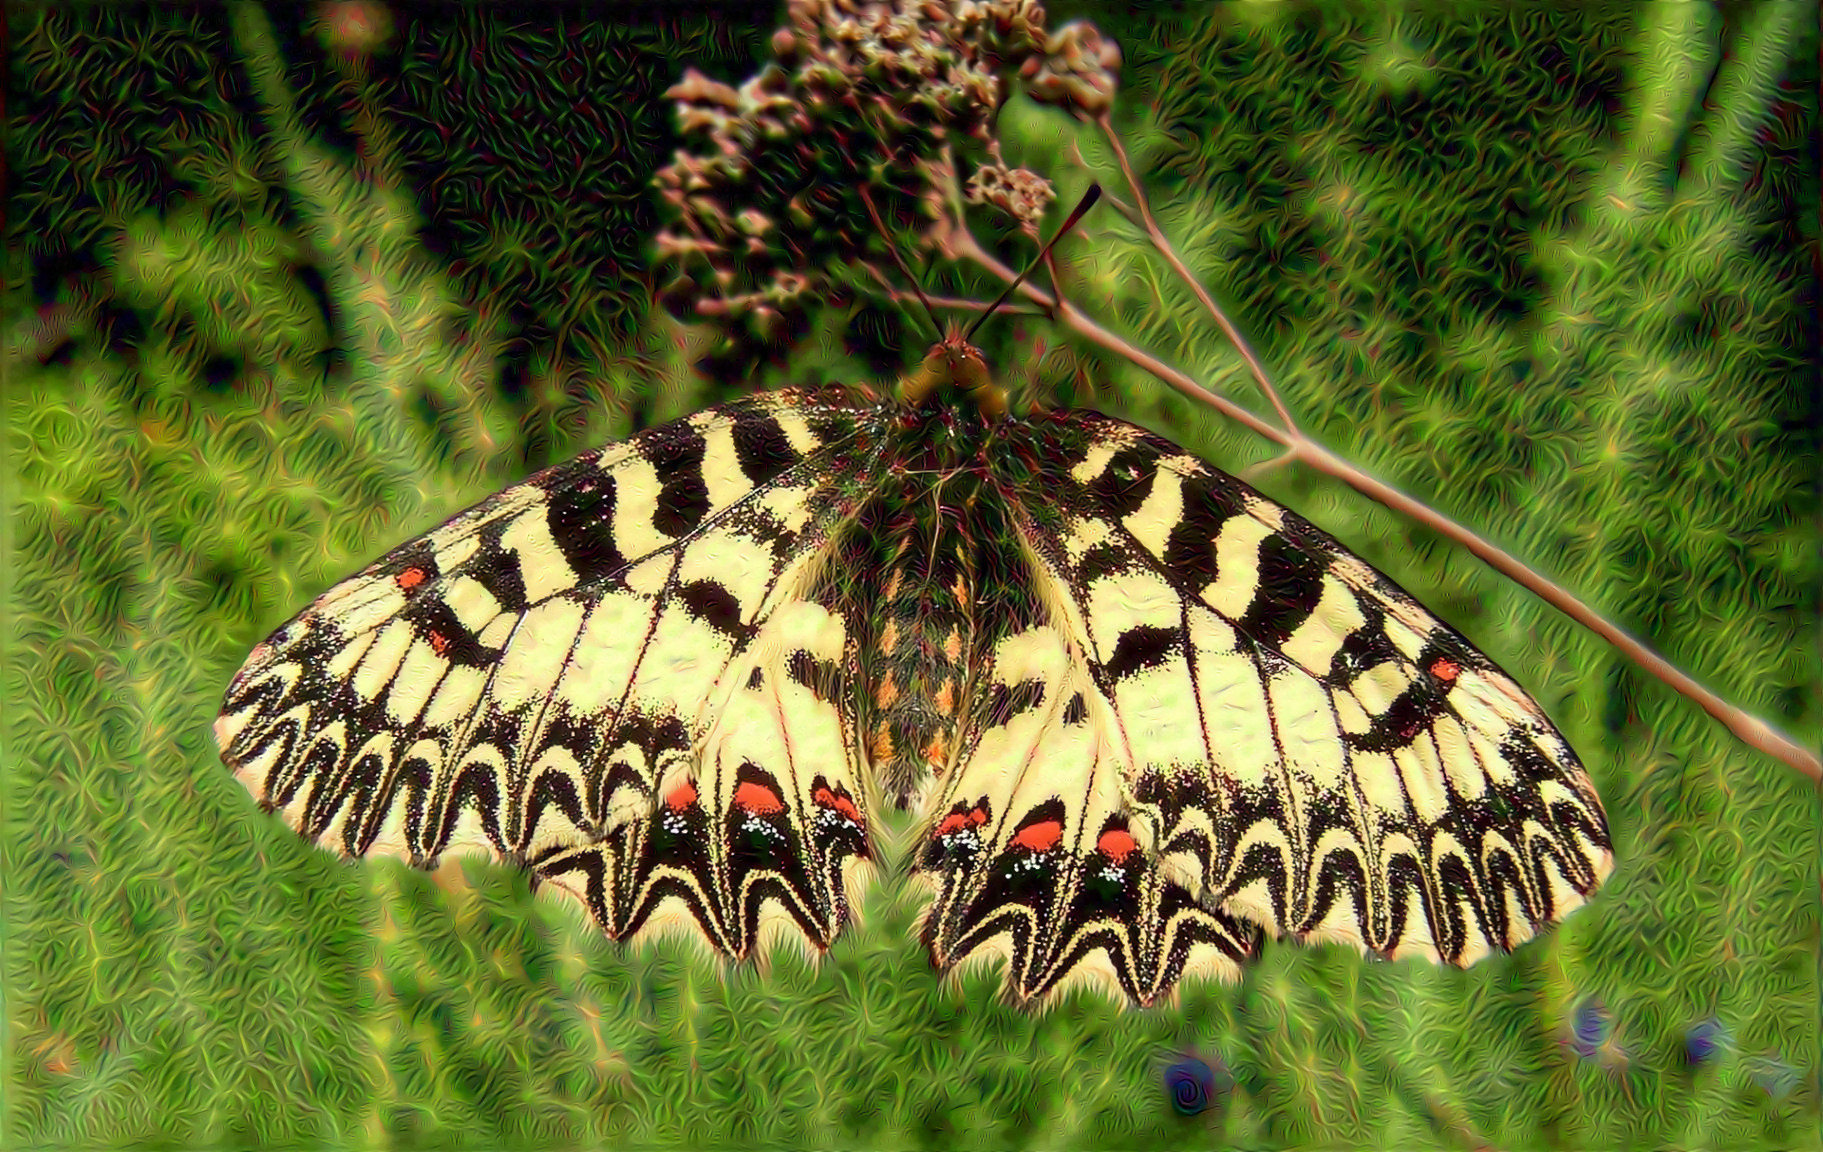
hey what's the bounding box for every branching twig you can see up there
[940,199,1822,785]
[1097,113,1298,435]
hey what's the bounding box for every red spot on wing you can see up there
[1096,828,1138,864]
[665,780,699,812]
[935,802,990,838]
[1011,819,1063,853]
[813,786,863,826]
[1430,656,1461,683]
[734,781,784,816]
[396,566,428,592]
[427,629,450,657]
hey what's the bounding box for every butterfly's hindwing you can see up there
[217,388,883,958]
[915,614,1265,1005]
[907,409,1612,1006]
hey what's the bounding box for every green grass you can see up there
[6,2,1818,1148]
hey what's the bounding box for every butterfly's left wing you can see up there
[916,411,1613,1008]
[217,388,884,961]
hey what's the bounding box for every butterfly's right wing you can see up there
[914,411,1611,1009]
[216,388,883,959]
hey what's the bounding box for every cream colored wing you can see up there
[217,388,881,958]
[913,410,1612,1007]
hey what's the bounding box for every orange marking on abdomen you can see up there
[1096,828,1138,864]
[933,678,955,717]
[1012,819,1062,853]
[869,727,895,762]
[921,734,948,767]
[734,781,784,816]
[875,673,900,709]
[665,780,699,812]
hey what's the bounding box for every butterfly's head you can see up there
[897,330,1008,419]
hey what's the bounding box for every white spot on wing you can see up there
[1281,575,1368,676]
[1330,687,1373,736]
[427,521,483,571]
[322,582,408,636]
[1202,513,1275,620]
[492,597,588,709]
[676,528,777,626]
[629,596,737,719]
[1121,464,1184,558]
[757,483,816,534]
[1430,714,1486,801]
[1351,660,1410,719]
[1385,614,1431,662]
[386,637,448,727]
[1351,749,1407,823]
[1243,494,1286,531]
[443,575,504,636]
[698,420,756,511]
[1070,440,1121,485]
[1396,741,1450,826]
[1084,570,1178,657]
[1061,516,1114,565]
[326,630,377,682]
[610,456,674,562]
[1189,624,1276,791]
[772,408,823,458]
[623,554,674,597]
[1453,667,1536,730]
[1269,668,1345,796]
[352,619,414,703]
[422,664,489,730]
[1113,654,1205,773]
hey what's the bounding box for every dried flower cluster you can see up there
[651,0,1120,360]
[1020,21,1121,117]
[965,161,1055,235]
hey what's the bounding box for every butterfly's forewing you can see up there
[216,387,884,958]
[915,410,1613,1006]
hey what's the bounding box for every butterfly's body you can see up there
[218,347,1611,1008]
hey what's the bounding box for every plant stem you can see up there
[1097,115,1299,435]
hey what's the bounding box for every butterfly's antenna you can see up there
[857,183,944,340]
[963,183,1102,344]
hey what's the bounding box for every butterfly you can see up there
[215,324,1612,1009]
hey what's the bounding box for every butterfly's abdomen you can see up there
[843,469,987,811]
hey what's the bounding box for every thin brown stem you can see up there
[871,273,1044,319]
[942,215,1822,785]
[1098,113,1298,435]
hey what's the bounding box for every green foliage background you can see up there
[5,1,1818,1148]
